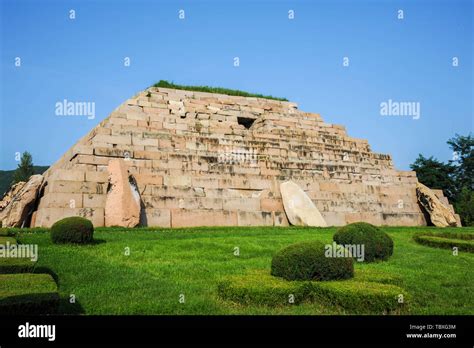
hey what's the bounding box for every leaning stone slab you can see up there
[104,159,141,227]
[280,180,327,227]
[0,175,43,228]
[416,182,458,227]
[0,181,26,211]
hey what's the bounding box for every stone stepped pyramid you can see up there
[3,86,460,228]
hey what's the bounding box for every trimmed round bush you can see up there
[51,217,94,244]
[333,222,393,262]
[271,241,354,281]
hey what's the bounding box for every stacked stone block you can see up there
[32,87,446,227]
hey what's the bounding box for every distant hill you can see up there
[0,166,49,197]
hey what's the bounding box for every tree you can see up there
[410,133,473,226]
[410,154,457,201]
[447,133,474,226]
[12,152,34,184]
[454,187,474,227]
[447,133,473,192]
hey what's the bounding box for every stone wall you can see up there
[32,87,455,227]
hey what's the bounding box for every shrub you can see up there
[217,270,409,314]
[454,187,474,226]
[271,241,354,281]
[51,217,94,244]
[0,273,59,314]
[413,231,474,253]
[333,222,393,262]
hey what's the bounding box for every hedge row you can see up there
[0,235,36,273]
[0,229,15,236]
[217,271,310,306]
[1,217,94,315]
[418,232,474,241]
[217,270,409,313]
[0,233,59,314]
[414,233,474,253]
[0,274,59,314]
[0,258,36,274]
[0,227,50,236]
[0,236,17,246]
[311,280,408,314]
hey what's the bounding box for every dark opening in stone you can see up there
[237,117,255,129]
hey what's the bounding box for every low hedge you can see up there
[217,270,409,314]
[271,241,354,281]
[0,228,15,236]
[0,274,59,314]
[51,217,94,244]
[413,232,474,253]
[310,279,409,314]
[0,236,17,247]
[333,222,394,262]
[0,258,36,274]
[1,227,49,235]
[217,270,311,306]
[420,231,474,240]
[0,236,36,273]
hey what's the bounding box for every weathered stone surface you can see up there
[280,181,327,227]
[142,208,171,227]
[171,209,237,227]
[0,181,26,210]
[237,211,273,226]
[34,207,104,227]
[0,175,43,227]
[273,211,290,226]
[48,169,85,182]
[22,87,459,227]
[104,159,141,227]
[416,183,458,227]
[39,192,83,208]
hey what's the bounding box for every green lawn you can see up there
[11,226,474,315]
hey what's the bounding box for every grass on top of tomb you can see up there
[10,226,474,315]
[152,80,289,102]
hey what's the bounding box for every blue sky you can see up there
[1,0,472,170]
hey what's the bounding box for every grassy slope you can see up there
[0,166,49,196]
[16,226,474,315]
[152,80,288,102]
